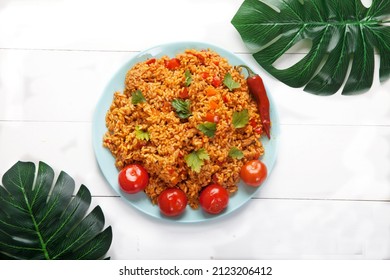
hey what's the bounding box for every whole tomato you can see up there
[118,164,149,194]
[240,159,267,187]
[199,184,229,214]
[158,188,187,217]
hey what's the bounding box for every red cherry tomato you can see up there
[240,159,267,187]
[165,58,181,70]
[199,184,229,214]
[118,164,149,194]
[158,188,187,217]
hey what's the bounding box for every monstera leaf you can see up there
[231,0,390,95]
[0,161,112,260]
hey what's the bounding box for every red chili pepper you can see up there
[239,65,271,139]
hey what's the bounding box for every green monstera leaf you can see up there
[0,161,112,260]
[231,0,390,95]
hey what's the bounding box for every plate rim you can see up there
[92,41,280,223]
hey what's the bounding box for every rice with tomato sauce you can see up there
[103,49,264,209]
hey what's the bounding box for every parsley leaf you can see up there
[197,122,216,137]
[172,99,192,119]
[185,70,192,87]
[232,109,249,128]
[196,149,210,161]
[135,126,150,141]
[228,147,244,160]
[223,73,241,91]
[131,90,146,105]
[185,148,210,173]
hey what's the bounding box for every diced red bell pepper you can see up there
[165,58,181,70]
[201,72,209,79]
[146,58,156,65]
[179,87,189,99]
[211,76,221,87]
[205,112,220,123]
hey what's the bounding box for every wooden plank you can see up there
[0,0,246,52]
[1,122,389,201]
[93,196,390,259]
[0,50,388,125]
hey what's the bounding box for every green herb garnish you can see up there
[185,69,192,87]
[135,126,150,141]
[185,148,210,173]
[228,147,244,160]
[197,122,217,137]
[172,98,192,119]
[223,73,241,91]
[131,90,146,105]
[232,109,249,128]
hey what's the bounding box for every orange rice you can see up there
[103,49,264,209]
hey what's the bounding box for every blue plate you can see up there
[92,42,280,223]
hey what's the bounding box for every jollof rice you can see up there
[103,49,264,209]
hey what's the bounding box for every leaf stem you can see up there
[19,178,51,259]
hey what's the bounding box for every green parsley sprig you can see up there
[185,148,210,173]
[228,147,244,159]
[131,90,146,105]
[185,70,192,87]
[197,122,216,137]
[223,73,241,91]
[172,99,192,119]
[135,126,150,141]
[232,109,249,128]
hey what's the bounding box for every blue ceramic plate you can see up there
[92,42,280,223]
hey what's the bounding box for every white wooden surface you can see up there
[0,0,389,260]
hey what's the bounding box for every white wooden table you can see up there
[1,0,389,260]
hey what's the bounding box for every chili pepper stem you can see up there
[237,64,256,78]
